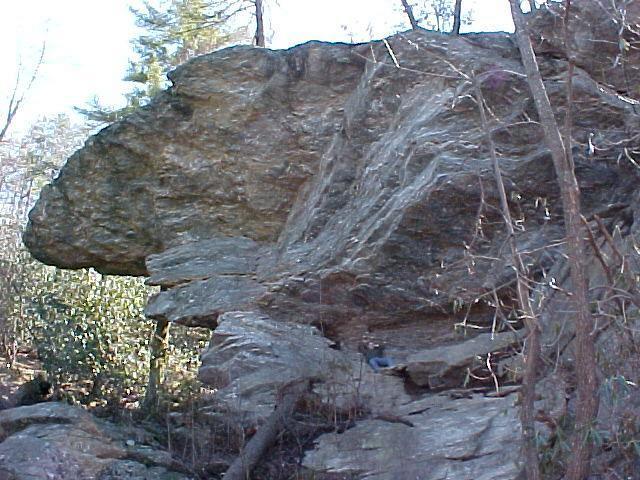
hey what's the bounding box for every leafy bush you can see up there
[0,115,209,409]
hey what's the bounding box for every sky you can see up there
[0,0,516,139]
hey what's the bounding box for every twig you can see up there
[383,39,400,68]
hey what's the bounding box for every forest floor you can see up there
[0,351,42,408]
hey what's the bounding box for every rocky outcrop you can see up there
[405,330,525,389]
[22,1,640,478]
[24,43,363,275]
[0,402,191,480]
[25,14,638,331]
[197,311,351,424]
[303,393,522,480]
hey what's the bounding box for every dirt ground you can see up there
[0,352,43,408]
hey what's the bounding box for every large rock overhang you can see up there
[24,41,366,275]
[23,27,638,322]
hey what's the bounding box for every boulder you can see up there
[198,311,351,425]
[20,3,640,478]
[303,393,522,480]
[25,26,637,334]
[405,330,525,389]
[0,402,190,480]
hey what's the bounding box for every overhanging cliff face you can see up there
[24,43,364,275]
[25,27,638,331]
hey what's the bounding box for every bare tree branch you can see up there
[473,72,541,480]
[0,42,46,143]
[400,0,420,30]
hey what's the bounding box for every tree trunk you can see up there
[254,0,265,47]
[452,0,463,35]
[224,380,309,480]
[509,2,599,479]
[1,42,45,143]
[400,0,419,30]
[143,317,171,412]
[473,75,541,480]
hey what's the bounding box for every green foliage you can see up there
[0,116,209,408]
[127,0,233,104]
[77,0,239,124]
[19,258,153,401]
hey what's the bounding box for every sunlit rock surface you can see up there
[25,27,636,329]
[198,311,350,424]
[25,42,362,275]
[303,393,522,480]
[0,403,191,480]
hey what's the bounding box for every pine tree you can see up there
[77,0,233,123]
[125,0,230,106]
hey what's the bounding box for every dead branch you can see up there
[0,41,45,143]
[593,215,640,311]
[473,71,541,480]
[224,379,311,480]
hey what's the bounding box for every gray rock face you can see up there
[145,276,266,327]
[144,237,268,327]
[197,311,414,428]
[303,393,522,480]
[405,330,525,388]
[25,25,637,331]
[145,236,265,287]
[198,311,351,424]
[530,1,640,94]
[0,402,191,480]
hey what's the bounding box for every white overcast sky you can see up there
[0,0,517,138]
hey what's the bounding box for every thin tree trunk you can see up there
[527,0,536,12]
[561,2,600,478]
[509,2,599,479]
[254,0,265,47]
[400,0,419,30]
[0,42,45,143]
[143,317,171,412]
[473,75,541,480]
[452,0,463,35]
[224,380,309,480]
